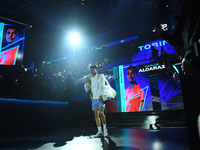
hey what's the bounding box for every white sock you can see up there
[98,126,102,132]
[103,123,107,129]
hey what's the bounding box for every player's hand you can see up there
[99,95,103,102]
[85,79,91,84]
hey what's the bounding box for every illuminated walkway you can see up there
[0,127,189,150]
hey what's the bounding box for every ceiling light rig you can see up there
[0,16,32,27]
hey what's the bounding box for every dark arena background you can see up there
[0,0,199,150]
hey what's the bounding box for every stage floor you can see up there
[0,127,189,150]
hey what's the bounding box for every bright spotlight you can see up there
[69,33,80,44]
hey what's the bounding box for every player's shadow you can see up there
[100,136,140,150]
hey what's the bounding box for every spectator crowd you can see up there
[0,57,113,102]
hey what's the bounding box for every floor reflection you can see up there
[0,128,189,150]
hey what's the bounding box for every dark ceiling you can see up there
[0,0,179,66]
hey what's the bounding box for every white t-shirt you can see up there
[84,74,105,99]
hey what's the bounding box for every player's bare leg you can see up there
[93,110,103,137]
[99,107,108,136]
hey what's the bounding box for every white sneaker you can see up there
[93,131,103,138]
[104,128,108,137]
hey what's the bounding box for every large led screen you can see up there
[0,23,25,65]
[106,62,183,113]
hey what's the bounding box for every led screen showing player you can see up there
[0,23,25,65]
